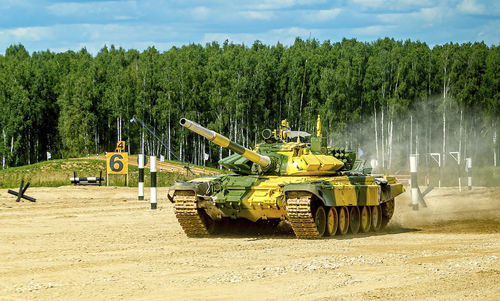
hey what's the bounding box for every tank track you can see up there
[286,192,322,239]
[173,191,211,237]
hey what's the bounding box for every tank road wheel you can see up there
[325,207,338,237]
[360,206,371,233]
[314,206,327,237]
[370,205,383,232]
[337,206,350,235]
[286,192,326,239]
[173,191,216,237]
[349,206,361,234]
[381,199,395,229]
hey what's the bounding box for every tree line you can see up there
[0,38,498,172]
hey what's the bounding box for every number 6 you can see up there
[110,154,124,172]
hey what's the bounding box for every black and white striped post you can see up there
[138,154,145,200]
[466,157,472,190]
[150,156,157,210]
[410,155,419,210]
[70,171,104,186]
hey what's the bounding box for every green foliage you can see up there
[0,39,498,175]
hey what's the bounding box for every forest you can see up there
[0,38,498,174]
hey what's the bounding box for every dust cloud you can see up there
[326,96,499,183]
[390,187,500,233]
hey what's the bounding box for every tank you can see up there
[168,116,405,239]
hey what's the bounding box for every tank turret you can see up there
[180,117,352,176]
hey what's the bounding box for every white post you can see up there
[138,154,145,201]
[410,155,418,210]
[466,158,472,190]
[150,156,157,210]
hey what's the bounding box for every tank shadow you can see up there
[208,218,295,239]
[328,226,421,240]
[204,219,421,240]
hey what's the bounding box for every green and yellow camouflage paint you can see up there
[169,117,404,239]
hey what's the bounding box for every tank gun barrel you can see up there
[180,118,271,168]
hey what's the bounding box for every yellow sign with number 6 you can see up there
[106,152,128,174]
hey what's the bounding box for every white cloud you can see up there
[419,7,445,22]
[243,10,274,20]
[250,0,326,10]
[457,0,486,14]
[0,0,32,10]
[377,6,448,27]
[46,1,137,17]
[476,20,500,44]
[350,0,385,10]
[350,25,396,36]
[0,23,181,55]
[350,0,434,11]
[1,0,498,54]
[0,26,51,42]
[191,6,211,20]
[203,27,320,46]
[304,8,341,22]
[113,15,135,21]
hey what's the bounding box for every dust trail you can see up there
[388,187,500,233]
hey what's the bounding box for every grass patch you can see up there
[0,158,198,188]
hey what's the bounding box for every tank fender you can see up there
[167,180,210,203]
[374,176,398,202]
[282,182,335,207]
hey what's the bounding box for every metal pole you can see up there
[410,155,418,210]
[138,154,145,201]
[150,156,157,210]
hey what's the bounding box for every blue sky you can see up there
[1,0,499,54]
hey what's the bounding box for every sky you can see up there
[0,0,499,54]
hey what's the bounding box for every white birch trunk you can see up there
[459,110,463,161]
[416,120,419,158]
[374,105,379,166]
[388,117,393,169]
[246,112,249,148]
[234,117,238,144]
[2,129,5,168]
[168,111,171,160]
[180,132,183,162]
[199,132,202,165]
[410,115,413,155]
[241,116,244,147]
[141,129,144,155]
[494,122,497,167]
[229,115,232,156]
[381,107,385,169]
[442,68,450,166]
[219,146,223,169]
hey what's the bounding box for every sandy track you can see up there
[0,186,499,300]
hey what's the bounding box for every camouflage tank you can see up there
[168,116,404,239]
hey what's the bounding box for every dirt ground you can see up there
[0,185,499,300]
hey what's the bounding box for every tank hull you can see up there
[169,174,404,239]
